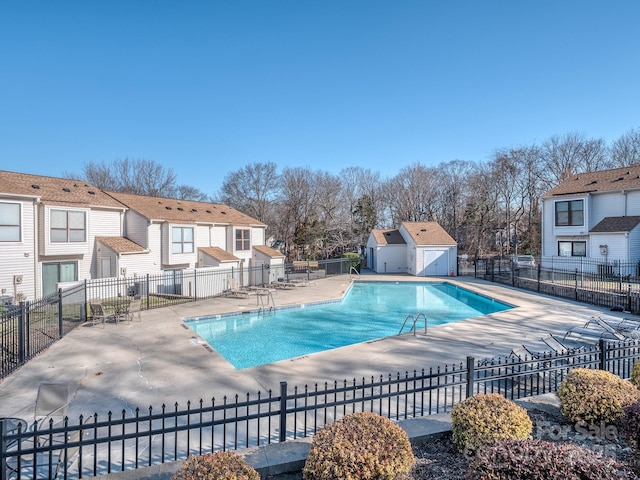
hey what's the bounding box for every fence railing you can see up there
[0,259,352,380]
[2,338,638,479]
[474,256,640,314]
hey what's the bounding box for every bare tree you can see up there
[611,127,640,166]
[539,132,611,191]
[217,162,280,228]
[384,163,438,226]
[175,184,210,202]
[73,158,178,197]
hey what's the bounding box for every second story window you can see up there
[0,202,21,242]
[555,200,583,227]
[235,229,250,251]
[51,209,86,242]
[172,226,194,253]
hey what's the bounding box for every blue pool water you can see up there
[185,282,512,369]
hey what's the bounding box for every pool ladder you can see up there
[398,313,427,336]
[256,290,276,315]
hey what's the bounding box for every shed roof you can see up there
[96,237,147,254]
[590,216,640,233]
[401,222,457,246]
[371,229,406,245]
[199,247,239,262]
[543,165,640,197]
[0,170,126,209]
[253,245,285,258]
[107,191,265,226]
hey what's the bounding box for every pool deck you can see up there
[0,272,628,423]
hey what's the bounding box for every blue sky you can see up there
[2,1,639,196]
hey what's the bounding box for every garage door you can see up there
[423,250,448,276]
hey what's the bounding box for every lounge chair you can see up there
[271,281,296,290]
[541,334,572,353]
[510,345,538,360]
[225,277,249,298]
[582,316,629,340]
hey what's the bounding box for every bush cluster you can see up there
[303,411,414,480]
[450,393,532,454]
[558,368,639,425]
[620,400,640,451]
[467,438,638,479]
[172,451,260,480]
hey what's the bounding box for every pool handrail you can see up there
[398,313,427,336]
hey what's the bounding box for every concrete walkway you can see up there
[0,273,624,422]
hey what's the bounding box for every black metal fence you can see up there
[2,338,639,479]
[474,256,640,314]
[0,259,352,380]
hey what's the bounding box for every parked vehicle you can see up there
[512,255,536,267]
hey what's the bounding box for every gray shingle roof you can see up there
[590,216,640,233]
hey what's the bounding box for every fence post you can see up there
[628,284,632,313]
[193,269,198,301]
[58,288,63,337]
[146,274,150,310]
[599,339,607,372]
[18,301,25,364]
[466,356,475,399]
[1,419,7,480]
[537,263,541,292]
[279,382,288,443]
[574,269,578,301]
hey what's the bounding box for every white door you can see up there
[423,250,448,276]
[101,258,112,278]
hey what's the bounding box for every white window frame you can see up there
[50,209,86,243]
[235,229,250,251]
[171,226,194,254]
[0,202,21,242]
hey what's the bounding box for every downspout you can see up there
[33,199,40,299]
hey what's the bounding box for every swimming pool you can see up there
[185,281,512,369]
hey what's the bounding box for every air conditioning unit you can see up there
[13,275,23,285]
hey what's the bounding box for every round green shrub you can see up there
[450,393,532,454]
[631,360,640,389]
[467,438,637,479]
[302,411,414,480]
[558,368,639,425]
[172,451,260,480]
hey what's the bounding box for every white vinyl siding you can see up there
[42,206,90,256]
[0,199,36,300]
[589,191,625,224]
[626,191,640,216]
[210,226,227,249]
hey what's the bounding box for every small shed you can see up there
[366,222,457,276]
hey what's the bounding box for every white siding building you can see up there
[541,165,640,272]
[366,222,457,276]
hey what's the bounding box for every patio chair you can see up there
[89,302,115,327]
[34,383,70,433]
[127,298,142,322]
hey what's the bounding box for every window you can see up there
[558,241,586,257]
[172,227,194,253]
[235,229,250,251]
[50,209,86,242]
[42,262,77,296]
[0,202,20,241]
[555,200,583,226]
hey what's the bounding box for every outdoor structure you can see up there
[366,222,457,276]
[0,170,127,300]
[0,170,275,302]
[541,165,640,271]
